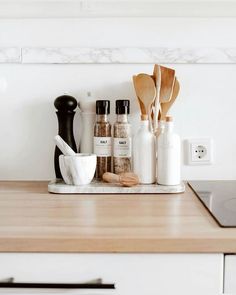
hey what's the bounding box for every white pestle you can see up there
[54,135,76,156]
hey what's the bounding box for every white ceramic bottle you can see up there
[157,116,181,185]
[79,92,96,154]
[133,118,156,184]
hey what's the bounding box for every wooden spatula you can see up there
[160,78,180,121]
[160,66,175,103]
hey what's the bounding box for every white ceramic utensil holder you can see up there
[157,118,181,185]
[133,120,156,184]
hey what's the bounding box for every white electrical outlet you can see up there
[186,138,213,165]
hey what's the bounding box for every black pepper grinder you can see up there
[54,94,77,178]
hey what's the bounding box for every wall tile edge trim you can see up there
[0,48,22,63]
[2,47,236,64]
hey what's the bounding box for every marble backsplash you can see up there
[1,47,236,64]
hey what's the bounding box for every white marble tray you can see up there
[48,179,185,194]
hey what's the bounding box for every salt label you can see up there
[94,137,112,157]
[113,138,131,157]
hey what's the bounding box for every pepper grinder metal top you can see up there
[54,94,77,178]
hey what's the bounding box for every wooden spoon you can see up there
[160,78,180,121]
[133,75,147,119]
[135,73,156,123]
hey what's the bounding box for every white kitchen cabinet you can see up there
[0,253,223,295]
[224,254,236,293]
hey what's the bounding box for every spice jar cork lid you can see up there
[166,116,173,122]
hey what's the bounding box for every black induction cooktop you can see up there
[188,181,236,228]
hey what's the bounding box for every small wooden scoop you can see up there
[103,172,139,187]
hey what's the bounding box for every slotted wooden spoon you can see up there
[160,78,180,121]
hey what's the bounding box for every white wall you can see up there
[0,18,236,180]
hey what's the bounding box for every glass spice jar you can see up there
[94,100,112,179]
[113,100,132,174]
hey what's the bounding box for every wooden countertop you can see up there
[0,181,236,253]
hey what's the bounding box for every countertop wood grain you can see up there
[0,181,236,253]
